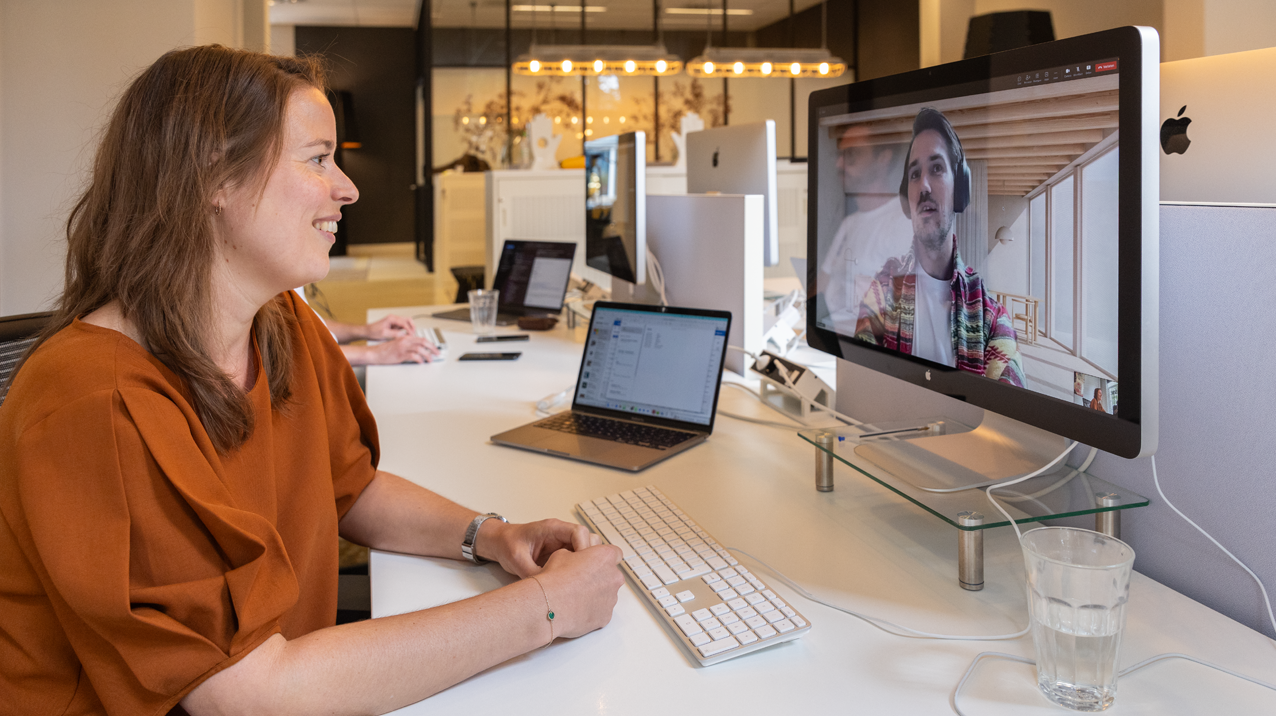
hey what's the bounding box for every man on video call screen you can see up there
[849,108,1024,385]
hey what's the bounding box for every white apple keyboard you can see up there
[577,486,811,666]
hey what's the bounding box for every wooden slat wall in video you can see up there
[828,74,1120,196]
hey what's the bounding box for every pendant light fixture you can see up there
[512,3,682,77]
[686,0,846,79]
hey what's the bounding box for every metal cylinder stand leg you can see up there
[1095,493,1121,539]
[815,432,835,492]
[957,511,984,591]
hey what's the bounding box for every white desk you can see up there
[365,307,1276,715]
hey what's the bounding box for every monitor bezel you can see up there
[805,26,1157,458]
[584,130,647,285]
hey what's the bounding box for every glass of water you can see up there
[467,289,499,335]
[1021,527,1135,712]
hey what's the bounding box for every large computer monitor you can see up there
[585,131,646,285]
[807,26,1158,463]
[686,121,781,267]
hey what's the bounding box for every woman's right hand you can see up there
[530,543,624,640]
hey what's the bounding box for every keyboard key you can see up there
[745,593,766,605]
[726,598,748,611]
[650,587,670,599]
[737,607,759,620]
[665,604,685,617]
[755,602,775,615]
[689,632,711,647]
[719,589,739,600]
[774,619,796,633]
[658,595,678,608]
[684,565,712,579]
[673,612,704,633]
[727,576,747,588]
[675,590,695,603]
[706,557,729,570]
[710,581,731,593]
[709,603,731,617]
[792,616,807,628]
[744,615,767,629]
[691,608,713,622]
[727,621,749,635]
[699,637,741,658]
[595,521,636,559]
[770,598,786,609]
[738,631,759,645]
[735,584,755,597]
[719,612,740,625]
[654,567,679,585]
[764,610,784,624]
[707,626,730,641]
[719,568,739,579]
[640,574,662,590]
[762,590,777,600]
[754,624,778,639]
[781,607,797,618]
[702,617,723,631]
[703,573,721,584]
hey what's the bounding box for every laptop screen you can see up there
[493,240,576,311]
[575,305,730,427]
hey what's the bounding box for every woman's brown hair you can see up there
[7,45,326,452]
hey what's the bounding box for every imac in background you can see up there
[686,121,781,268]
[807,26,1158,487]
[585,131,646,285]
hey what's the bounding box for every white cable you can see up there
[984,441,1082,542]
[729,547,1030,641]
[1151,454,1276,636]
[645,250,668,306]
[950,650,1276,716]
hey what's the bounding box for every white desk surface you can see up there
[365,306,1276,715]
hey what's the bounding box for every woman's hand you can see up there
[345,335,439,365]
[477,518,601,578]
[364,314,417,341]
[526,542,624,640]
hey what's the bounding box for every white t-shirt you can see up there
[911,266,954,366]
[818,200,915,333]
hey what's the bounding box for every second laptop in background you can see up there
[434,240,576,326]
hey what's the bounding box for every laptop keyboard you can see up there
[537,413,694,450]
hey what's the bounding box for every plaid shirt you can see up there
[854,242,1025,386]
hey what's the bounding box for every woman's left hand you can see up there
[476,518,602,579]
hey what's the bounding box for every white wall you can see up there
[1165,0,1276,60]
[0,0,244,316]
[271,24,296,56]
[984,194,1030,296]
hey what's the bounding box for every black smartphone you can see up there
[476,334,530,343]
[458,352,522,361]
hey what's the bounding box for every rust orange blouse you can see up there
[0,292,379,715]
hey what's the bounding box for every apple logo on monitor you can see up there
[712,148,720,168]
[1161,105,1191,155]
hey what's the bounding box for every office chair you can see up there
[0,312,53,407]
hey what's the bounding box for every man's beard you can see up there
[914,196,954,253]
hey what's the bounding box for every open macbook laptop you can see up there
[491,302,732,471]
[435,240,576,325]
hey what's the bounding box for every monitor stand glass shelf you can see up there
[797,416,1149,590]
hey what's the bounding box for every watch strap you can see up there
[462,512,507,564]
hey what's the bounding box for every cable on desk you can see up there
[728,547,1030,641]
[984,441,1082,542]
[949,650,1276,716]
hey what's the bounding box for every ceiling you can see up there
[823,74,1120,197]
[269,0,830,32]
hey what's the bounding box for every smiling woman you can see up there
[0,45,623,715]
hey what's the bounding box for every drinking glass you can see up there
[468,289,499,335]
[1021,527,1135,712]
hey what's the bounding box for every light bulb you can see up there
[734,62,744,74]
[655,59,667,73]
[790,62,801,75]
[562,59,573,73]
[594,59,603,73]
[571,116,578,124]
[479,116,487,125]
[529,60,541,73]
[462,116,470,125]
[555,116,561,123]
[619,116,626,124]
[761,62,772,75]
[587,116,593,124]
[625,60,637,73]
[704,61,714,74]
[603,116,610,124]
[819,62,829,75]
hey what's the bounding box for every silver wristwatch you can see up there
[461,512,507,564]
